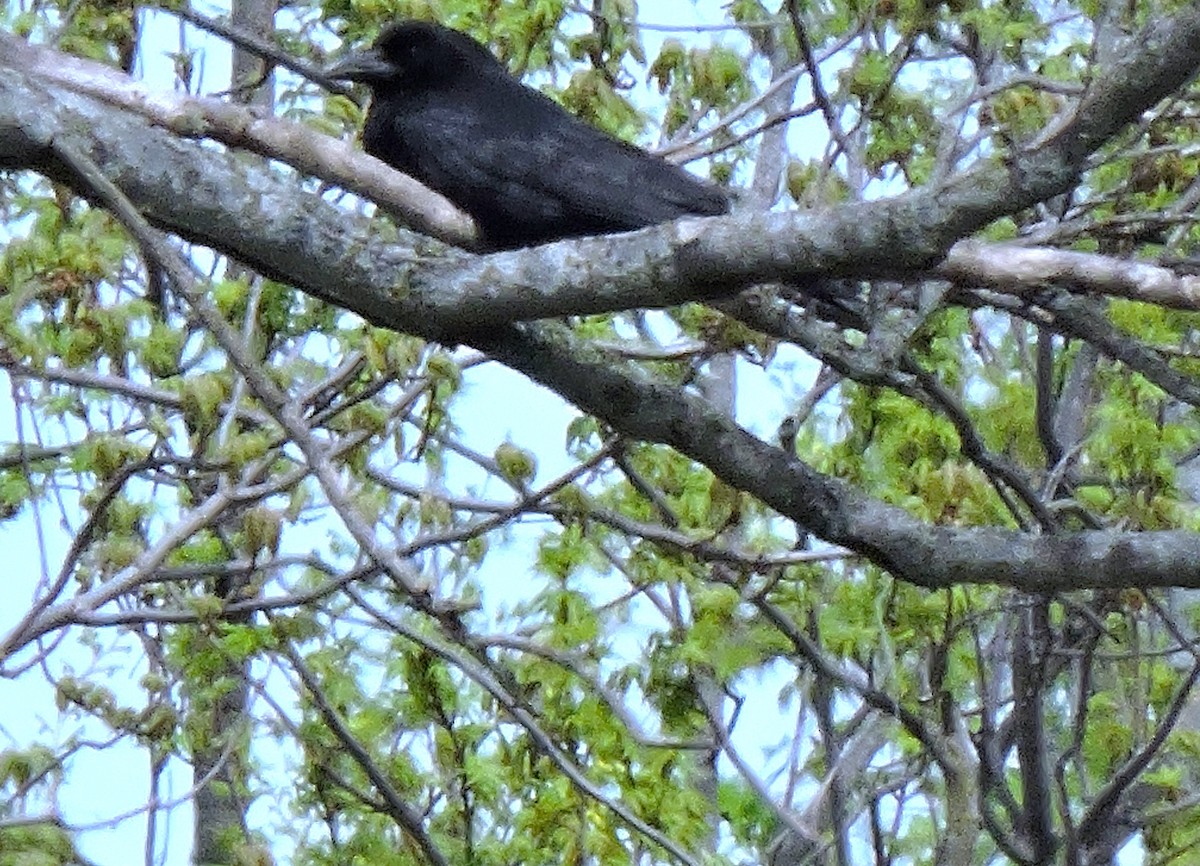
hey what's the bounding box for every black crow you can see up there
[326,21,730,251]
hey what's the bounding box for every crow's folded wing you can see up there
[378,92,729,248]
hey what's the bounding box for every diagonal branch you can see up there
[0,32,476,247]
[281,640,451,866]
[476,323,1200,590]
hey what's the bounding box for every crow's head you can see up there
[327,21,501,93]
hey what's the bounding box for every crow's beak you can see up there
[326,47,394,82]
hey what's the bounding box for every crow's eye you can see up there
[396,37,427,67]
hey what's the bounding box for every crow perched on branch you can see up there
[327,21,730,251]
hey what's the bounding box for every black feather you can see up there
[327,21,730,251]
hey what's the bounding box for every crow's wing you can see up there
[373,86,728,248]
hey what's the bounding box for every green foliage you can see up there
[558,68,644,139]
[717,780,775,850]
[494,441,538,486]
[0,470,32,519]
[537,521,598,580]
[1083,693,1133,778]
[0,823,79,866]
[0,745,57,790]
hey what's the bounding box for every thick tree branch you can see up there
[478,325,1200,591]
[0,32,477,247]
[941,240,1200,311]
